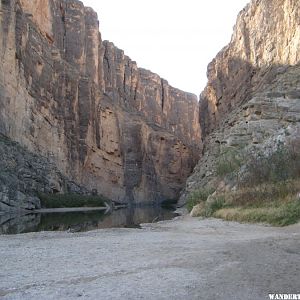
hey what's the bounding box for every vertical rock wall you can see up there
[180,0,300,205]
[0,0,201,204]
[200,0,300,137]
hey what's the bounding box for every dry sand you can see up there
[0,216,299,299]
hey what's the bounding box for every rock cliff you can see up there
[200,0,300,137]
[0,133,87,212]
[0,0,201,209]
[181,0,300,204]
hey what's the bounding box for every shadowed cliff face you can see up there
[0,0,201,205]
[200,0,300,138]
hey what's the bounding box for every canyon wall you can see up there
[200,0,300,137]
[181,0,300,204]
[0,0,201,207]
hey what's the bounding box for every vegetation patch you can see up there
[224,180,300,207]
[214,199,300,226]
[0,134,11,144]
[188,138,300,226]
[204,196,226,217]
[208,179,300,226]
[186,188,214,212]
[240,141,300,187]
[216,147,243,177]
[37,211,106,232]
[38,193,110,209]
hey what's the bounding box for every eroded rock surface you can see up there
[180,0,300,204]
[200,0,300,137]
[0,0,201,207]
[0,134,87,212]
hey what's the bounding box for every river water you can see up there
[0,206,177,234]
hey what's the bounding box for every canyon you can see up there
[0,0,201,210]
[1,0,300,215]
[1,0,300,299]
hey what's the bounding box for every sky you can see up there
[81,0,250,96]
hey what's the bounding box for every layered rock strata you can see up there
[200,0,300,137]
[181,0,300,204]
[0,0,201,207]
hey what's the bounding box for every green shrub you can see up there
[272,200,300,226]
[189,139,300,226]
[0,134,12,145]
[204,196,226,217]
[216,148,243,177]
[186,188,214,212]
[38,193,110,208]
[241,141,300,187]
[37,211,106,232]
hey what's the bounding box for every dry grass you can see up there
[224,180,300,207]
[188,139,300,226]
[212,179,300,226]
[214,200,300,226]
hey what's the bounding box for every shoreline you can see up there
[33,207,109,213]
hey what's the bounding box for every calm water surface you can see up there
[0,206,177,234]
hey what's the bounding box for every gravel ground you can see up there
[0,216,299,300]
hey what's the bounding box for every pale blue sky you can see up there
[82,0,250,95]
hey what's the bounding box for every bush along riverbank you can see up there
[188,141,300,226]
[38,193,111,209]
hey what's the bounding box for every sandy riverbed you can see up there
[0,216,299,300]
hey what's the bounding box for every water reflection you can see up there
[0,206,177,234]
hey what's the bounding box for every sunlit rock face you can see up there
[180,0,300,205]
[0,0,201,206]
[200,0,300,137]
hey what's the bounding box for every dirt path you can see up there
[0,216,299,300]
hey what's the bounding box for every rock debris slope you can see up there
[0,0,201,209]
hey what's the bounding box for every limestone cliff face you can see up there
[0,0,201,206]
[180,0,300,204]
[200,0,300,137]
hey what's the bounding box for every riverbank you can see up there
[1,216,299,299]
